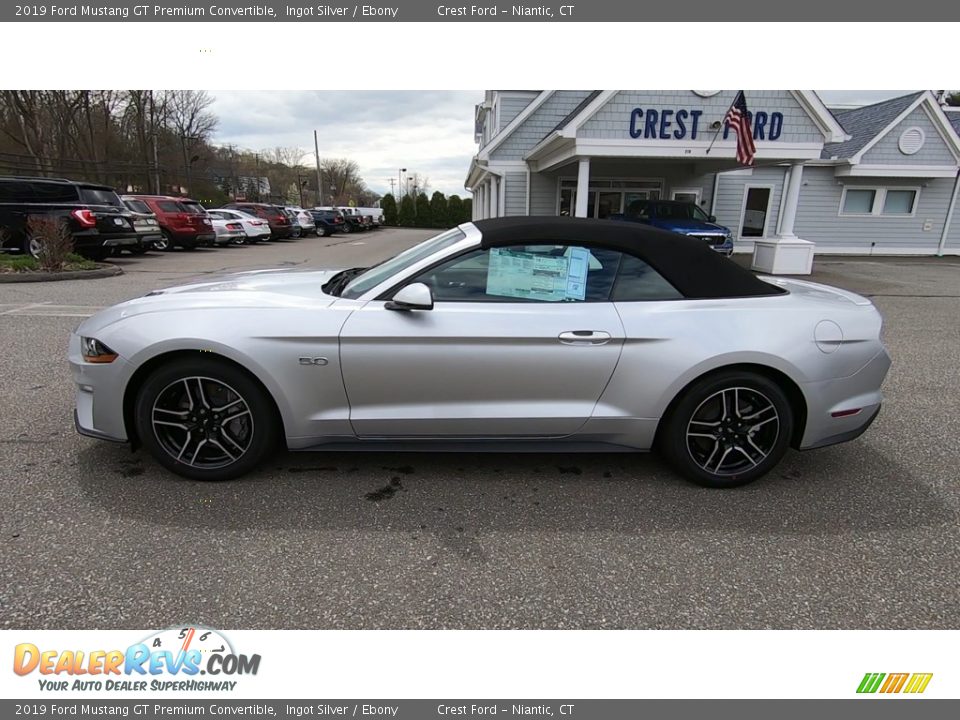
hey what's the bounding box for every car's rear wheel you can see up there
[134,358,279,481]
[341,222,352,234]
[659,370,793,488]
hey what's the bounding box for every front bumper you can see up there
[69,332,130,443]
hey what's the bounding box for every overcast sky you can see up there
[209,90,916,198]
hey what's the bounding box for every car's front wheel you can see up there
[155,231,172,251]
[134,357,279,481]
[658,370,793,488]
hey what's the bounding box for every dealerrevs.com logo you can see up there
[13,626,261,692]
[857,673,933,694]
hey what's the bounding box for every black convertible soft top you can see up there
[472,216,785,299]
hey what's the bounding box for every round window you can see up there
[898,127,925,155]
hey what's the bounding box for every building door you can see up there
[740,186,773,238]
[596,192,622,218]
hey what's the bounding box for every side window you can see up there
[0,180,37,202]
[612,254,683,301]
[413,245,622,303]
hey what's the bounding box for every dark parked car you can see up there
[610,199,734,255]
[316,205,365,234]
[308,208,346,236]
[222,202,293,239]
[126,195,215,250]
[0,176,138,260]
[119,196,163,254]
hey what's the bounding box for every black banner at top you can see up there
[3,0,959,21]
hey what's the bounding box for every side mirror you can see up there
[385,282,433,311]
[708,214,717,223]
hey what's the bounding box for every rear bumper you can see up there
[73,231,140,249]
[798,348,891,450]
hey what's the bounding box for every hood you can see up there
[77,267,343,335]
[651,218,730,235]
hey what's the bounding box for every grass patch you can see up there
[0,252,99,273]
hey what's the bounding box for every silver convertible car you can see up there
[70,217,890,488]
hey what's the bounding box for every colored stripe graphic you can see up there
[880,673,909,693]
[857,672,933,694]
[903,673,933,694]
[857,673,885,693]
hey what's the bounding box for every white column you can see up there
[777,161,804,238]
[490,175,500,218]
[751,160,814,275]
[477,185,485,220]
[574,157,591,218]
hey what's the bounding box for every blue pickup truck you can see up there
[610,199,734,256]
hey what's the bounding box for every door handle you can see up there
[558,330,612,345]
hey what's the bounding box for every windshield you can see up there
[181,201,206,215]
[339,228,466,299]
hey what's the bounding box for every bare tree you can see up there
[168,90,217,192]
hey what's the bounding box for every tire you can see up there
[84,248,109,262]
[341,222,352,234]
[658,370,794,489]
[155,231,172,252]
[134,357,280,481]
[24,233,43,259]
[181,239,199,251]
[130,245,148,255]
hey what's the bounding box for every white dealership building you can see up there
[465,90,960,272]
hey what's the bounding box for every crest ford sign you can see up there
[628,107,785,141]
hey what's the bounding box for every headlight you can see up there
[80,337,118,364]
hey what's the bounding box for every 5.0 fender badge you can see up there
[298,357,329,366]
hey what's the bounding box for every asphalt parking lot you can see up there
[1,229,958,629]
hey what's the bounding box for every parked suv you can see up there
[308,208,346,236]
[127,194,215,250]
[0,176,138,259]
[610,200,734,255]
[222,202,293,239]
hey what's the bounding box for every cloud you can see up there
[209,90,481,196]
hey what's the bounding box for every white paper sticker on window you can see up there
[486,247,589,302]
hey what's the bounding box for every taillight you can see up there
[226,223,242,230]
[71,209,97,227]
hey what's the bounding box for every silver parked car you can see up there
[69,217,890,488]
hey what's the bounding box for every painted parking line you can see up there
[0,303,104,318]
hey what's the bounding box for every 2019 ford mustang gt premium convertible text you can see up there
[69,217,890,488]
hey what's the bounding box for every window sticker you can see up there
[485,247,590,302]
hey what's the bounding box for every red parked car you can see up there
[222,202,293,239]
[126,195,215,250]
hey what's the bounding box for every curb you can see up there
[0,263,123,284]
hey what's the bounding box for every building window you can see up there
[840,187,919,217]
[842,189,876,215]
[883,190,917,215]
[740,185,773,238]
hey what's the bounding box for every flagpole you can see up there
[705,91,740,156]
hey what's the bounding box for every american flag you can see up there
[725,91,757,166]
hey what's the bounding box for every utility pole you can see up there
[314,130,322,208]
[388,178,396,196]
[149,90,160,193]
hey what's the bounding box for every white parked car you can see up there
[285,207,318,236]
[207,209,271,243]
[209,216,246,246]
[355,206,385,227]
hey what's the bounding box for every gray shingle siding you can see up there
[490,91,594,161]
[579,90,823,144]
[529,172,557,215]
[793,167,953,251]
[502,171,528,215]
[860,106,955,166]
[497,92,538,132]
